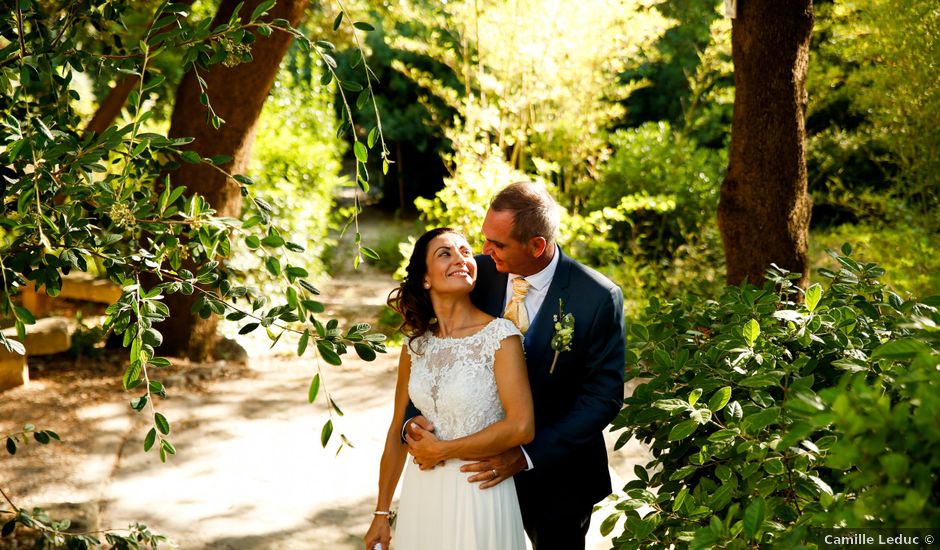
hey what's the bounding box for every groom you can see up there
[407,181,626,550]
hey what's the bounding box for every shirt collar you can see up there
[509,245,560,292]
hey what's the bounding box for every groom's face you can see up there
[481,209,538,275]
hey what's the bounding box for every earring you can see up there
[423,282,431,289]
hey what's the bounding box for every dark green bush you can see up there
[607,246,940,548]
[581,121,725,261]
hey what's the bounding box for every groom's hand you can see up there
[405,416,443,469]
[461,447,527,489]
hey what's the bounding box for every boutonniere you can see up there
[550,299,574,373]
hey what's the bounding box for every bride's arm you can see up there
[364,348,412,550]
[408,335,534,463]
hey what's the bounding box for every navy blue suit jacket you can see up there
[469,250,625,513]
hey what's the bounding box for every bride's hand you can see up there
[406,425,446,469]
[364,515,391,550]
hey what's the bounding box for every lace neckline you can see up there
[428,318,502,342]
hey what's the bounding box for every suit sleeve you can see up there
[400,400,422,443]
[523,285,625,469]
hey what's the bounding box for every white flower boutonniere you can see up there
[549,299,574,374]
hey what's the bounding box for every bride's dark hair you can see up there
[387,227,462,350]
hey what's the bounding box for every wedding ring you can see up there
[491,469,498,478]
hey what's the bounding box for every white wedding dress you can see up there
[394,318,527,550]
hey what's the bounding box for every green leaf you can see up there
[669,465,697,481]
[265,256,281,276]
[298,330,310,356]
[688,388,703,406]
[6,437,16,455]
[250,0,276,20]
[707,387,732,412]
[144,428,157,452]
[317,340,343,365]
[353,21,375,31]
[600,513,619,537]
[367,127,378,148]
[804,283,822,312]
[180,150,201,163]
[122,361,142,390]
[360,246,380,260]
[739,371,784,388]
[763,458,785,475]
[320,419,333,447]
[741,407,780,434]
[668,419,698,441]
[673,486,689,512]
[2,518,15,536]
[354,343,376,361]
[743,496,765,539]
[308,373,320,403]
[332,12,343,31]
[154,412,170,435]
[261,234,285,248]
[653,398,691,413]
[743,319,760,347]
[873,338,932,361]
[354,141,368,163]
[13,306,35,325]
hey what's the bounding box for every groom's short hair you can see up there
[490,181,560,245]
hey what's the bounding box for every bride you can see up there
[364,227,534,550]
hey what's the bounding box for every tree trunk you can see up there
[160,0,307,360]
[717,0,814,288]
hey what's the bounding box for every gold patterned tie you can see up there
[503,277,531,333]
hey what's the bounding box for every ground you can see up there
[0,212,650,549]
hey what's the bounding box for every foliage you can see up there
[807,0,940,215]
[810,218,940,300]
[606,247,940,547]
[1,0,388,545]
[826,0,940,212]
[413,135,532,250]
[4,425,166,548]
[579,121,726,261]
[378,0,669,194]
[619,0,722,128]
[237,55,346,290]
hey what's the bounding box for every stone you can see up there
[59,274,122,304]
[0,316,72,356]
[17,274,121,318]
[0,347,28,392]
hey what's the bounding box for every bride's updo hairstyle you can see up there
[387,227,462,350]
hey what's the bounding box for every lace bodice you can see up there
[407,318,523,441]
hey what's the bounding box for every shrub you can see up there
[607,246,940,548]
[582,121,725,261]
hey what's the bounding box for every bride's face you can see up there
[424,233,476,293]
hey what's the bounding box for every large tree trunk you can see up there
[717,0,814,288]
[160,0,307,360]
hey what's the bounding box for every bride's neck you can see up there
[431,295,477,337]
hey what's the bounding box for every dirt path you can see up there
[1,213,650,549]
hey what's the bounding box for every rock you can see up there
[18,274,122,317]
[58,274,122,304]
[213,336,248,364]
[0,316,72,356]
[0,346,28,391]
